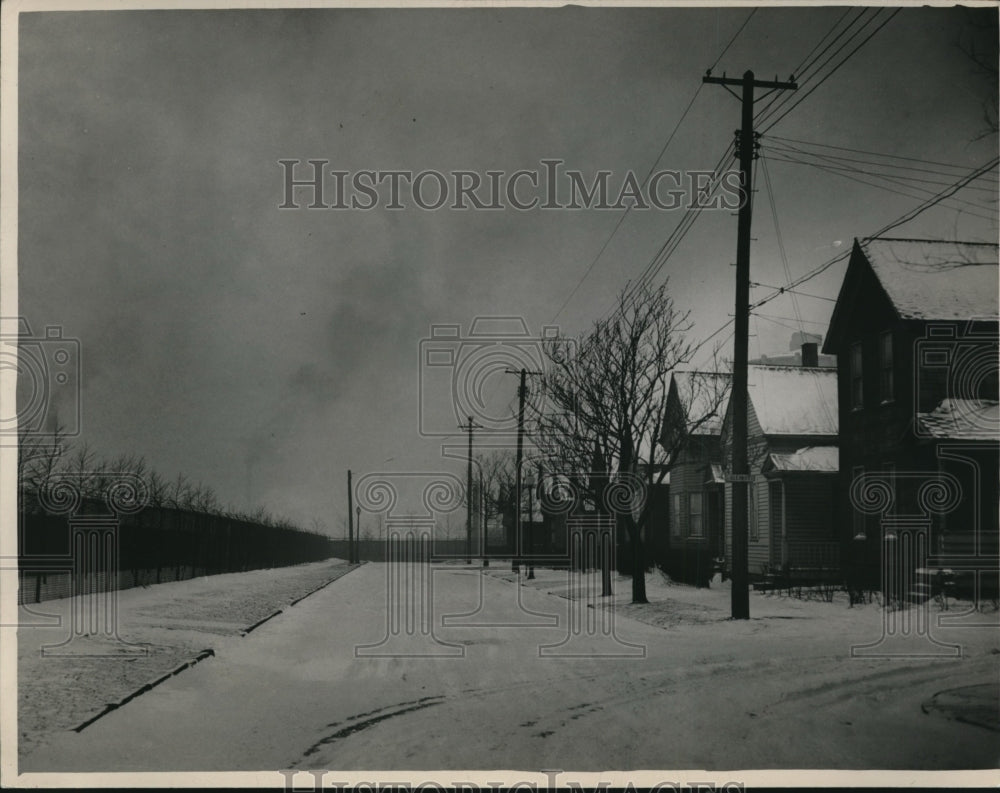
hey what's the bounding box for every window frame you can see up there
[688,490,704,538]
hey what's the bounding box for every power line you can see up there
[605,142,736,322]
[751,282,838,302]
[753,312,828,326]
[550,82,705,322]
[754,8,874,127]
[752,313,809,334]
[873,156,1000,238]
[766,133,1000,175]
[709,8,758,73]
[758,8,902,134]
[752,8,853,122]
[748,155,1000,315]
[759,150,804,335]
[764,149,997,221]
[765,137,999,183]
[552,8,759,325]
[755,9,880,129]
[765,142,998,197]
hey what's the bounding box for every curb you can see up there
[288,562,364,607]
[239,608,284,636]
[73,649,215,732]
[72,563,364,731]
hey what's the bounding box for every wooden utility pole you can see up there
[480,467,489,568]
[503,367,543,573]
[347,468,355,564]
[703,69,796,619]
[526,460,538,579]
[511,369,528,573]
[459,416,482,565]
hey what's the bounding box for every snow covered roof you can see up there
[859,238,999,321]
[915,398,1000,441]
[747,365,838,436]
[669,371,731,437]
[765,446,839,473]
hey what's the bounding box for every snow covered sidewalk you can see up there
[15,561,1000,775]
[17,558,356,758]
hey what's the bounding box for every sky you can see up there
[11,3,999,534]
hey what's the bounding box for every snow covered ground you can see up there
[12,560,999,781]
[17,558,355,759]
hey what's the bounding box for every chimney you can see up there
[801,342,819,367]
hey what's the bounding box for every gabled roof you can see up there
[860,238,999,321]
[666,370,731,438]
[826,238,999,353]
[746,365,838,436]
[764,446,839,473]
[915,398,999,441]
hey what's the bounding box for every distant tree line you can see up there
[18,425,323,535]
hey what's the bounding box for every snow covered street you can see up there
[15,561,999,774]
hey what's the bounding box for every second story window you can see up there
[880,331,894,403]
[850,342,863,409]
[689,491,704,538]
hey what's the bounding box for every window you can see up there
[671,493,682,537]
[749,482,759,541]
[879,332,894,403]
[850,342,863,409]
[689,491,704,538]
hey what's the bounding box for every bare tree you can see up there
[476,449,517,549]
[309,517,329,536]
[17,424,70,509]
[539,279,707,604]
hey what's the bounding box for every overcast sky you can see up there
[15,4,998,533]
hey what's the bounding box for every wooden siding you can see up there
[668,436,720,548]
[722,392,840,579]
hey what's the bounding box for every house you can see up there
[658,370,731,584]
[720,357,840,581]
[823,237,999,598]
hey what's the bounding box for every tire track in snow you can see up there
[297,696,445,762]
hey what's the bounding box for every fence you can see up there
[17,500,335,605]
